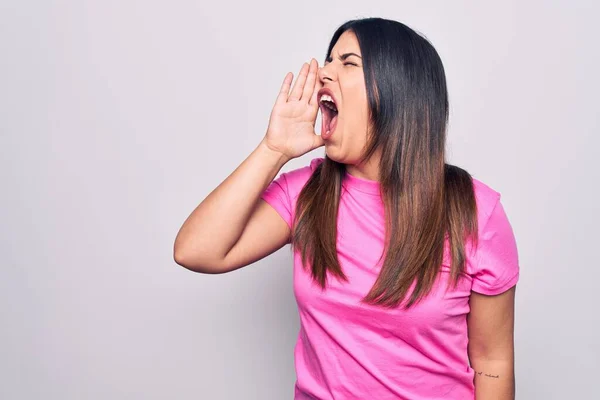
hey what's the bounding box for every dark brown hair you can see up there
[291,18,479,310]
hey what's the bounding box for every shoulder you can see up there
[260,156,324,228]
[445,164,501,230]
[280,156,324,191]
[471,177,502,232]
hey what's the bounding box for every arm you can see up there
[174,59,323,273]
[173,139,291,273]
[467,285,517,400]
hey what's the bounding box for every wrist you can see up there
[257,139,291,167]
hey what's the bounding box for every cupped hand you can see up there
[262,58,324,160]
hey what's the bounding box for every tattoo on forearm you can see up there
[474,370,500,379]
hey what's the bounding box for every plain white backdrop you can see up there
[1,1,598,398]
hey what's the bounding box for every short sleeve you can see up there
[471,196,520,295]
[259,157,324,229]
[260,171,293,228]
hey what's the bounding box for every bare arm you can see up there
[173,58,324,273]
[173,140,290,273]
[468,285,517,400]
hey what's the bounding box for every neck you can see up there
[345,151,381,182]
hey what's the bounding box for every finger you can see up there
[309,71,323,108]
[301,59,317,103]
[275,72,293,106]
[288,62,309,101]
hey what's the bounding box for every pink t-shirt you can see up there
[260,157,520,400]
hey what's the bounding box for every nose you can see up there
[318,65,334,83]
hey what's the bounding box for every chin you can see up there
[324,148,345,163]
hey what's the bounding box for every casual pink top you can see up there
[260,157,520,400]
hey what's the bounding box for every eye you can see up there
[344,62,358,67]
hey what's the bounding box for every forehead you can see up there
[330,30,361,55]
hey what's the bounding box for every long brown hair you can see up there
[291,18,479,310]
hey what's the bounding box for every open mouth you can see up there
[319,94,339,139]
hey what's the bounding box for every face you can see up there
[318,30,372,166]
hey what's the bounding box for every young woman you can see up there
[174,17,519,400]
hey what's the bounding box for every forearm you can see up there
[471,357,515,400]
[174,139,290,269]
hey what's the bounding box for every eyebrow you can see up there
[325,52,362,63]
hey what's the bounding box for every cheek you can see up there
[344,88,369,122]
[345,96,370,134]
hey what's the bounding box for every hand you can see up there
[262,59,324,160]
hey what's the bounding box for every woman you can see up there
[174,17,519,400]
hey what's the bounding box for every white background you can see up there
[1,1,598,398]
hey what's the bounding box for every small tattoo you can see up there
[475,371,500,379]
